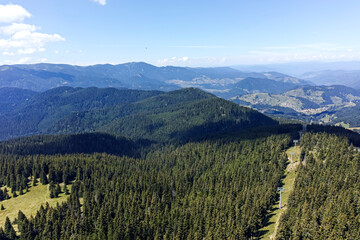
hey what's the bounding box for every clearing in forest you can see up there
[0,181,71,227]
[258,146,301,239]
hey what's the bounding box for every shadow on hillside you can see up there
[0,132,154,158]
[171,123,302,144]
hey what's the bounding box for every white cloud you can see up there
[17,57,30,64]
[0,5,65,58]
[0,31,65,54]
[239,43,360,64]
[2,51,14,56]
[0,4,31,23]
[0,23,39,35]
[92,0,106,5]
[158,56,190,65]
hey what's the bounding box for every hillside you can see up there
[1,94,360,239]
[233,85,360,126]
[0,87,277,142]
[276,132,360,239]
[42,88,278,142]
[0,88,37,115]
[0,87,162,140]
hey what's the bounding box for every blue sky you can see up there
[0,0,360,66]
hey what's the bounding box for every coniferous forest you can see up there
[276,132,360,239]
[0,134,290,239]
[0,87,360,239]
[0,0,359,238]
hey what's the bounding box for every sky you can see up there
[0,0,360,67]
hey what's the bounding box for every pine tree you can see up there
[0,227,6,240]
[63,184,70,195]
[40,170,48,185]
[32,177,37,186]
[17,210,27,233]
[55,183,61,197]
[4,217,16,239]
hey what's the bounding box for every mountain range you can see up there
[2,61,360,128]
[0,62,309,93]
[300,70,360,89]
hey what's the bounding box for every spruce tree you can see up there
[40,170,48,185]
[4,217,16,239]
[32,177,37,186]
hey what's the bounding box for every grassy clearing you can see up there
[258,146,301,239]
[0,181,71,227]
[335,122,350,129]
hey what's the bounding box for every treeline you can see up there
[0,134,291,239]
[307,124,360,146]
[0,133,141,157]
[276,132,360,239]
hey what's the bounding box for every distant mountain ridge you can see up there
[4,61,360,129]
[0,62,309,94]
[300,69,360,89]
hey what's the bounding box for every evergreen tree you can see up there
[40,170,48,185]
[4,217,16,239]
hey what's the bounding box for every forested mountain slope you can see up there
[0,87,277,142]
[1,113,360,239]
[0,87,162,140]
[0,88,37,115]
[276,132,360,239]
[0,134,292,239]
[51,92,277,142]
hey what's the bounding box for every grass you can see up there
[258,146,301,239]
[0,180,71,227]
[335,122,350,129]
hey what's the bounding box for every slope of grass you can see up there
[0,182,70,227]
[258,146,301,239]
